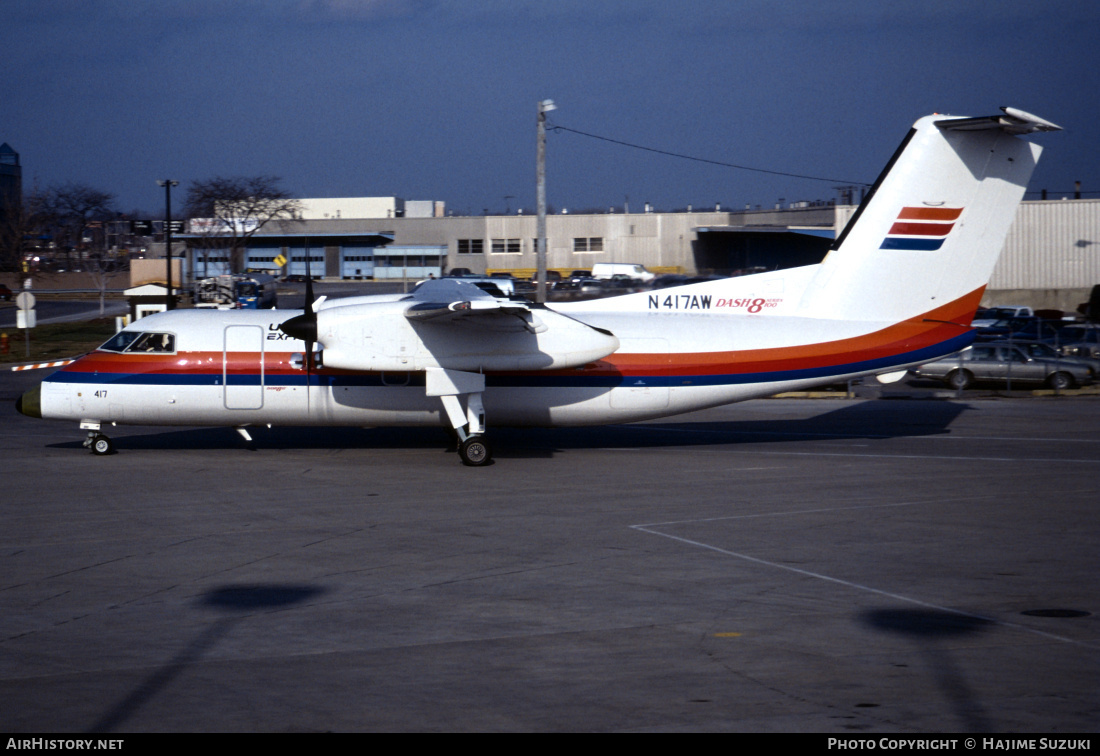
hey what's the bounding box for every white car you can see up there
[590,263,656,282]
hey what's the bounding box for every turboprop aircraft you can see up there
[16,107,1061,465]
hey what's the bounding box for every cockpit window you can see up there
[132,333,175,352]
[99,331,175,353]
[98,331,141,352]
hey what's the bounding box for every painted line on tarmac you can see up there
[635,423,1100,445]
[634,497,958,528]
[671,447,1100,465]
[598,438,1100,465]
[630,518,1099,651]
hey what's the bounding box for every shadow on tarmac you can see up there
[47,399,971,459]
[89,585,325,733]
[861,607,996,732]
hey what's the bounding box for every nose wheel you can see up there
[85,432,114,455]
[458,435,492,466]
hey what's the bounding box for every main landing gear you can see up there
[458,434,492,466]
[428,368,493,466]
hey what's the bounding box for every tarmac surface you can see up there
[1,367,1097,732]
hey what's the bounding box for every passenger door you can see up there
[223,325,265,409]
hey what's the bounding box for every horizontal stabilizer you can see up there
[936,106,1062,134]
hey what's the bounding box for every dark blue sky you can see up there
[4,0,1096,216]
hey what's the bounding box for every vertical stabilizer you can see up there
[799,108,1058,324]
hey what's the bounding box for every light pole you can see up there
[536,99,556,304]
[157,180,179,309]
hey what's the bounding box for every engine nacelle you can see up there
[314,300,619,372]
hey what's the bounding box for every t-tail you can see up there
[798,107,1061,326]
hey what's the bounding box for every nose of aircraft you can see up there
[16,384,41,418]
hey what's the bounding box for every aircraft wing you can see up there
[403,278,542,331]
[406,277,511,302]
[405,298,531,322]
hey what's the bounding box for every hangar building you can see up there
[183,196,1100,312]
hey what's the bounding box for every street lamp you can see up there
[157,180,179,310]
[536,99,556,304]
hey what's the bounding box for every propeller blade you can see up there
[304,251,315,316]
[303,245,316,372]
[277,242,319,404]
[279,248,320,345]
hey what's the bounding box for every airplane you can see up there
[16,107,1061,465]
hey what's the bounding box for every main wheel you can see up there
[1047,371,1074,391]
[946,369,973,390]
[91,434,114,456]
[458,436,492,466]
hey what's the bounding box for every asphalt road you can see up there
[1,368,1098,732]
[0,300,128,328]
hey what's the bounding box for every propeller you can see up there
[279,245,319,390]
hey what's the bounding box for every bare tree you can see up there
[185,176,301,274]
[39,183,117,272]
[0,188,45,276]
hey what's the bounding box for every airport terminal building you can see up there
[182,195,1100,311]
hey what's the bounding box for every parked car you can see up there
[1057,324,1100,359]
[0,283,12,301]
[651,274,691,289]
[971,306,1034,329]
[606,273,645,287]
[974,315,1043,339]
[1014,341,1100,377]
[913,343,1092,390]
[988,318,1070,343]
[591,263,656,282]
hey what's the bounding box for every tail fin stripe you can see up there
[887,221,956,237]
[897,207,964,221]
[880,238,946,251]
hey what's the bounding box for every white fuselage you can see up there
[32,274,977,431]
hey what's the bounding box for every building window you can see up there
[458,239,484,254]
[573,237,604,253]
[491,238,521,254]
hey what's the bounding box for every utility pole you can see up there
[157,180,179,310]
[536,99,556,304]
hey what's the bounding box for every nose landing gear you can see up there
[80,420,114,455]
[83,431,114,455]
